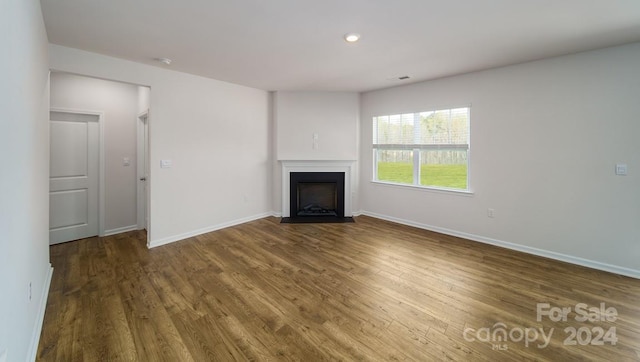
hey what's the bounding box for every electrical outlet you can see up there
[487,208,495,218]
[28,282,32,302]
[615,163,627,176]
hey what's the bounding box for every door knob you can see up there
[140,177,146,181]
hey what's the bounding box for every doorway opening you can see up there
[49,71,151,245]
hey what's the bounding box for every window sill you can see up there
[370,180,474,196]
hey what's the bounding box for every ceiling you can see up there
[41,0,640,92]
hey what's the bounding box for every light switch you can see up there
[161,159,172,168]
[123,157,130,166]
[615,163,627,176]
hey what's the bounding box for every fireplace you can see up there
[280,160,355,223]
[290,172,344,218]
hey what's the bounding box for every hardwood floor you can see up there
[37,216,640,361]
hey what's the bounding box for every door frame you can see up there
[50,107,106,237]
[136,110,149,237]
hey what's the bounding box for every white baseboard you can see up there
[361,211,640,279]
[148,212,273,248]
[104,224,138,236]
[28,264,53,362]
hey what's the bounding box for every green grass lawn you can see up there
[377,162,467,189]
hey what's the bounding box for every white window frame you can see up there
[372,106,472,194]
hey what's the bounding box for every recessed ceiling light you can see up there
[156,57,172,65]
[344,33,360,43]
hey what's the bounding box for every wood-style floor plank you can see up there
[37,216,640,361]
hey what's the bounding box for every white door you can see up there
[49,111,100,244]
[136,112,149,230]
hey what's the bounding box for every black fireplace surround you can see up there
[282,172,353,223]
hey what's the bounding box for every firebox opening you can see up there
[297,182,338,217]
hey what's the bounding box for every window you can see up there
[372,107,470,191]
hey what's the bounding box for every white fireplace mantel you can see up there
[281,160,356,217]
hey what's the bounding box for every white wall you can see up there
[50,72,139,233]
[360,43,640,277]
[49,45,272,247]
[275,91,359,161]
[0,0,52,360]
